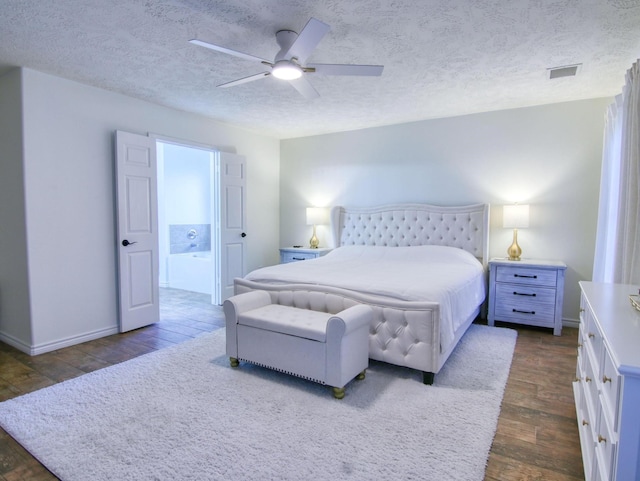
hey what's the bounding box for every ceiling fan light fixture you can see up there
[271,60,303,80]
[189,17,384,98]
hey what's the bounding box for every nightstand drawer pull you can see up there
[513,291,536,297]
[292,257,307,261]
[513,309,535,315]
[514,274,538,279]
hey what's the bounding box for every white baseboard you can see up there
[0,331,32,354]
[563,317,580,330]
[0,326,119,356]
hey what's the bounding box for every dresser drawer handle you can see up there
[603,375,612,383]
[512,309,535,315]
[585,376,592,383]
[588,333,595,339]
[292,257,307,261]
[513,291,536,297]
[598,434,607,444]
[514,274,537,279]
[582,419,589,426]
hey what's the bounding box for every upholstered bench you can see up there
[223,290,371,399]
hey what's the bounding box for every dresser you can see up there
[279,247,332,264]
[574,281,640,481]
[488,258,567,335]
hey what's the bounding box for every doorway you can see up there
[115,130,246,332]
[157,141,220,308]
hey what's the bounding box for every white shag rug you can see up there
[0,324,516,481]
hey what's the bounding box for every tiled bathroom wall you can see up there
[169,224,211,254]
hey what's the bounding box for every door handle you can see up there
[241,232,247,238]
[122,239,137,246]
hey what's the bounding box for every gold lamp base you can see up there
[507,228,522,261]
[309,224,319,249]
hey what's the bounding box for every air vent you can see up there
[548,64,582,79]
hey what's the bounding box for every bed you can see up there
[234,203,490,384]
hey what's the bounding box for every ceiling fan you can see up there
[189,17,384,99]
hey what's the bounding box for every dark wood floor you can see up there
[484,322,584,481]
[0,290,584,481]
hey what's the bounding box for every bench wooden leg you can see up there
[332,387,345,399]
[230,357,239,367]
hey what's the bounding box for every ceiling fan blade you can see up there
[286,18,330,64]
[307,64,384,76]
[288,76,320,99]
[218,72,270,88]
[189,39,270,64]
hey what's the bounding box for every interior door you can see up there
[218,152,247,301]
[115,130,159,332]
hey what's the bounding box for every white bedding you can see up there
[244,245,486,351]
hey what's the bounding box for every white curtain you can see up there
[593,60,640,284]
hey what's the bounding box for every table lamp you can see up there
[306,207,328,249]
[503,204,529,261]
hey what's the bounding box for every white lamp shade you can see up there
[503,204,530,229]
[306,207,329,225]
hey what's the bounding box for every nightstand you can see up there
[488,258,567,335]
[279,247,332,264]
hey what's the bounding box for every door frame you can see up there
[152,135,228,305]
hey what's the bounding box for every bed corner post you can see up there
[329,206,342,248]
[422,371,435,385]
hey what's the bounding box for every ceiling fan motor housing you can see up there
[274,30,299,62]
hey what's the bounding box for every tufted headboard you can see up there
[330,203,490,267]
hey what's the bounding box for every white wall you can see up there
[280,98,611,322]
[2,67,280,354]
[163,143,211,225]
[0,69,32,347]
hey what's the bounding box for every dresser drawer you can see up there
[600,348,621,434]
[583,307,604,372]
[595,404,617,481]
[576,382,596,479]
[280,248,331,264]
[495,266,558,287]
[494,283,556,325]
[575,380,595,477]
[583,342,599,421]
[281,251,317,263]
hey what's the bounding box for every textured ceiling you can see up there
[1,0,639,139]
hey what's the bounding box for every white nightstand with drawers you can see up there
[487,258,566,335]
[279,247,332,264]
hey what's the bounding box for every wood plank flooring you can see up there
[0,290,584,480]
[484,322,584,481]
